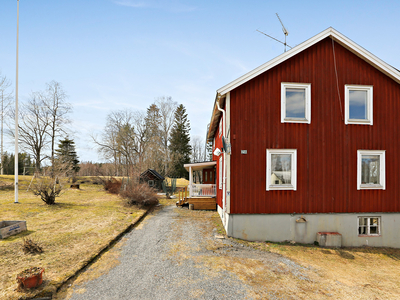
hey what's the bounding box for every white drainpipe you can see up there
[216,99,227,223]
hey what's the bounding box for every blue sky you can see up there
[1,0,400,162]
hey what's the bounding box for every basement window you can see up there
[357,150,385,190]
[266,149,297,191]
[358,217,380,236]
[281,83,311,124]
[345,85,373,125]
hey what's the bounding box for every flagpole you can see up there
[14,0,19,204]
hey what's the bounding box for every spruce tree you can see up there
[55,137,80,176]
[169,104,192,178]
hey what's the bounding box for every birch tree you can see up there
[0,73,13,175]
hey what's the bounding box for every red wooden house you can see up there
[207,27,400,247]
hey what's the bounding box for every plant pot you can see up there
[17,267,44,289]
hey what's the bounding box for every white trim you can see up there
[345,85,373,125]
[219,118,222,136]
[358,216,381,236]
[217,27,400,96]
[281,82,311,124]
[357,150,386,190]
[219,156,222,190]
[266,149,297,191]
[184,161,216,171]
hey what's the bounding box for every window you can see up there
[219,156,222,189]
[148,180,154,187]
[345,85,373,125]
[281,83,311,124]
[357,150,385,190]
[358,217,380,236]
[266,149,297,191]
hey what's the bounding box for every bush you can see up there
[31,176,63,205]
[103,178,122,194]
[120,182,159,207]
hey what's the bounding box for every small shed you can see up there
[140,169,165,191]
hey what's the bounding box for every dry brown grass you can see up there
[172,208,400,299]
[0,175,146,300]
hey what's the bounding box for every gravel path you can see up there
[67,206,252,300]
[65,205,311,300]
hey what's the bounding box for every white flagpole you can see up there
[14,0,19,204]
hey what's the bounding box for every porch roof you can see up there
[184,161,216,171]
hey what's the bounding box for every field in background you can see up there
[0,175,146,300]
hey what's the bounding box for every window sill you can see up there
[346,119,372,125]
[282,118,310,124]
[359,184,384,190]
[358,235,381,237]
[267,185,296,191]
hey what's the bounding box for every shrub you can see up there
[21,237,43,254]
[103,178,122,194]
[120,182,159,207]
[31,176,63,205]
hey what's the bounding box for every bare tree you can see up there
[93,109,149,176]
[155,96,177,176]
[43,81,72,174]
[191,135,204,163]
[14,93,51,171]
[0,73,13,175]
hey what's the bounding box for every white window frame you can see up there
[281,82,311,124]
[266,149,297,191]
[345,85,373,125]
[219,156,222,190]
[358,216,381,236]
[148,180,154,187]
[357,150,385,190]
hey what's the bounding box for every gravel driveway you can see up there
[62,205,310,300]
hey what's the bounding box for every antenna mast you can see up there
[256,13,292,52]
[276,13,289,52]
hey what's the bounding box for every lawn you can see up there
[234,236,400,298]
[0,175,146,300]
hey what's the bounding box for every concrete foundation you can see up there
[217,211,400,248]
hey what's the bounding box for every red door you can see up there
[203,169,215,184]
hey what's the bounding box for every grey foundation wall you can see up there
[223,212,400,248]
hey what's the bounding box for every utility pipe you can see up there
[216,97,227,224]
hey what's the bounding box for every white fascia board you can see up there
[184,161,216,171]
[216,27,400,97]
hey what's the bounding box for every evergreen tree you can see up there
[0,152,33,175]
[55,137,80,176]
[169,104,192,178]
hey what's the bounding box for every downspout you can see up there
[216,98,227,223]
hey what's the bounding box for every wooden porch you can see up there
[176,186,217,210]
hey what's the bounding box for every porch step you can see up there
[188,197,216,210]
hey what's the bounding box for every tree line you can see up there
[93,97,194,179]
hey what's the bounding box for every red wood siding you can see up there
[230,37,400,214]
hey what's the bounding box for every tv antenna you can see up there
[257,13,292,52]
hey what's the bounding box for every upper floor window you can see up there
[266,149,297,191]
[357,150,385,190]
[345,85,373,125]
[281,83,311,124]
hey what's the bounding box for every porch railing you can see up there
[191,184,216,197]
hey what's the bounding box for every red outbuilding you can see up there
[207,28,400,247]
